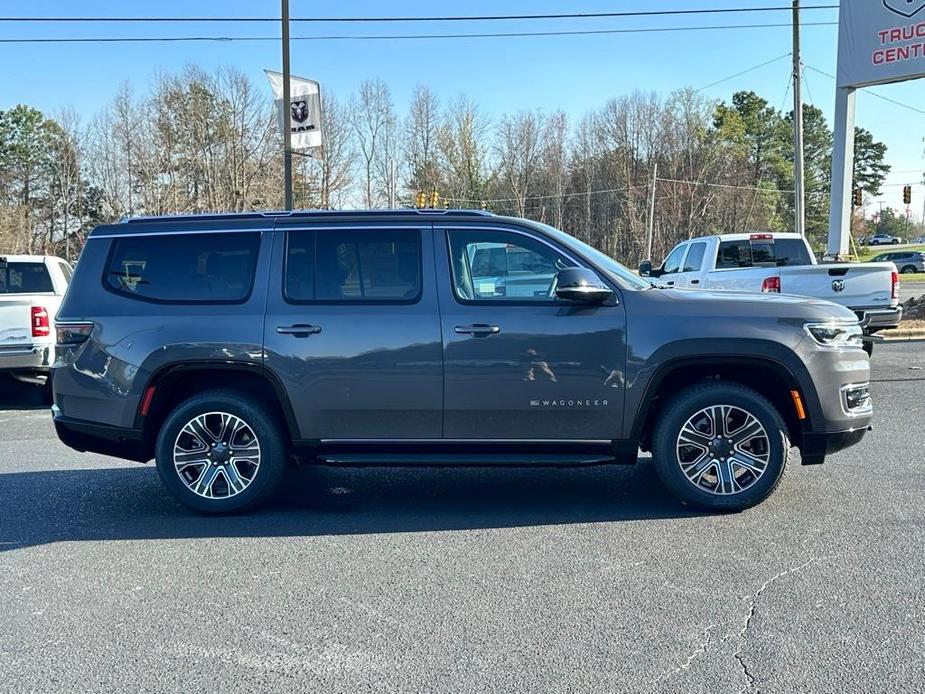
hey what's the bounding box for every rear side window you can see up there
[682,242,706,272]
[0,262,54,294]
[105,232,260,303]
[285,228,421,303]
[716,238,812,269]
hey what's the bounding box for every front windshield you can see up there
[526,221,652,290]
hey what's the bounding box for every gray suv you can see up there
[52,210,873,513]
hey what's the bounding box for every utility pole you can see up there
[646,162,658,260]
[792,0,806,236]
[281,0,293,211]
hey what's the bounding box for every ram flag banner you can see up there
[264,70,323,152]
[837,0,925,87]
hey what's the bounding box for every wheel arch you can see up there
[135,361,300,458]
[630,349,821,451]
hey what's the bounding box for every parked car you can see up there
[52,211,872,514]
[640,232,901,354]
[869,251,925,274]
[0,254,72,398]
[867,233,903,246]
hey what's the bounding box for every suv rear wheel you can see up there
[155,390,288,513]
[900,265,917,274]
[652,383,790,511]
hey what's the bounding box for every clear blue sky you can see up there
[2,0,924,216]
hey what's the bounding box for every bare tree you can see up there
[350,79,392,207]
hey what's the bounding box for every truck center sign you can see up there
[838,0,925,87]
[827,1,925,256]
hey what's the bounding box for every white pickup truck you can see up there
[640,233,902,350]
[0,255,73,395]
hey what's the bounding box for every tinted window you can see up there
[106,232,260,302]
[682,242,707,272]
[448,229,575,301]
[0,262,54,294]
[717,238,811,269]
[285,229,421,302]
[662,245,686,275]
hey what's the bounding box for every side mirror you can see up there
[638,260,653,277]
[555,267,613,304]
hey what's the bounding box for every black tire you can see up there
[900,265,917,274]
[155,390,288,513]
[651,382,790,512]
[863,340,874,357]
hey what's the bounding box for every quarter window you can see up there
[105,232,260,302]
[285,228,421,303]
[447,229,575,302]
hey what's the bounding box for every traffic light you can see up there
[430,189,440,208]
[903,185,912,205]
[853,189,863,207]
[415,191,427,209]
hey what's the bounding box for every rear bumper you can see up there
[856,306,902,331]
[0,344,52,378]
[52,407,149,462]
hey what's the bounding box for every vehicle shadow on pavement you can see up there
[0,461,708,550]
[0,379,47,411]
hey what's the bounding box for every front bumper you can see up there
[856,306,902,332]
[800,426,869,465]
[52,406,149,462]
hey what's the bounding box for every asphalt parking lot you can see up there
[1,343,924,693]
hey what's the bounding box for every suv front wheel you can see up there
[155,390,288,513]
[652,383,790,511]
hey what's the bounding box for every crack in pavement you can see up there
[731,554,838,693]
[656,623,720,683]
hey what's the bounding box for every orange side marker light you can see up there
[790,390,807,421]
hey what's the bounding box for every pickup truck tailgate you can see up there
[778,262,895,309]
[0,297,35,348]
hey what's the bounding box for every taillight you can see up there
[761,277,781,293]
[31,306,50,338]
[892,270,899,300]
[55,321,94,346]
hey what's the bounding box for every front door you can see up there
[264,222,443,440]
[436,225,627,441]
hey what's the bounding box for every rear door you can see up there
[435,224,626,441]
[263,221,443,440]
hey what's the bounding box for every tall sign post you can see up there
[828,0,925,257]
[792,0,806,236]
[281,0,293,210]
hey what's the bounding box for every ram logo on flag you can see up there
[264,70,323,152]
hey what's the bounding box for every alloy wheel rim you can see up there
[675,405,771,496]
[173,412,261,499]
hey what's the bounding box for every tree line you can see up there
[0,64,890,264]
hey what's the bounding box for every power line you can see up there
[447,178,795,205]
[805,65,925,116]
[696,53,791,92]
[0,7,841,24]
[0,21,840,44]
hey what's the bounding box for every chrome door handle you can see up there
[454,324,500,337]
[277,324,322,337]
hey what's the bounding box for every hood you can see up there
[656,287,858,322]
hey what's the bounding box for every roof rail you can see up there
[122,208,495,224]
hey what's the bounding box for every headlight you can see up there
[804,321,864,349]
